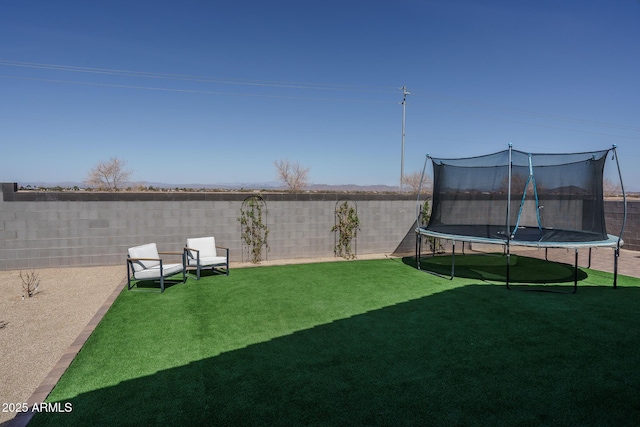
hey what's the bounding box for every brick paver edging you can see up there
[7,278,127,427]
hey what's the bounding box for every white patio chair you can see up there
[127,243,186,292]
[185,236,229,280]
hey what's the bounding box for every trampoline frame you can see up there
[415,144,628,292]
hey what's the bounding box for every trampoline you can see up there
[415,144,627,292]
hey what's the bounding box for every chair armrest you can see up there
[128,257,161,262]
[159,251,187,268]
[184,247,199,253]
[217,246,230,261]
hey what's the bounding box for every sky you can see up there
[1,0,639,190]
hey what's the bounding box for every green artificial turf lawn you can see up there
[31,256,640,426]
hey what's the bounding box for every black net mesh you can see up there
[426,148,610,243]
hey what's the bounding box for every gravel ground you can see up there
[0,266,125,425]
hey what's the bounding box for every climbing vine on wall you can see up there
[420,199,430,228]
[421,199,444,253]
[238,195,269,263]
[332,200,360,259]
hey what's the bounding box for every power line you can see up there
[0,60,398,94]
[2,60,638,135]
[0,75,396,104]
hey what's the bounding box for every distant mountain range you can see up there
[16,181,403,193]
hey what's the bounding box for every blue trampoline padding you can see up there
[417,227,622,249]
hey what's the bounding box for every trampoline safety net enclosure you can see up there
[416,144,627,291]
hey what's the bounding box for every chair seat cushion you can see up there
[134,263,184,280]
[188,256,227,267]
[128,243,161,272]
[187,237,218,258]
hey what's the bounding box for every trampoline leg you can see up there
[506,252,511,290]
[416,233,421,270]
[573,249,578,294]
[451,240,456,280]
[588,248,592,269]
[506,243,511,290]
[614,246,619,289]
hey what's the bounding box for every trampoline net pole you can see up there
[415,154,431,272]
[612,145,626,289]
[506,144,512,289]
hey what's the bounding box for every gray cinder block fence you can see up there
[0,183,637,270]
[0,184,418,270]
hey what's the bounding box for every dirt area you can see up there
[0,266,125,425]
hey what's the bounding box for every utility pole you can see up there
[400,86,410,191]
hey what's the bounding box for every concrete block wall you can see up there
[1,183,637,271]
[0,184,418,270]
[606,200,639,251]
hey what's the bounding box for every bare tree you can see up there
[401,171,431,194]
[603,178,622,197]
[274,159,309,192]
[85,157,133,191]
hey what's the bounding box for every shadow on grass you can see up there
[31,283,640,426]
[186,268,228,280]
[403,253,588,287]
[127,274,186,292]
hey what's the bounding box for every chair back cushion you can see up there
[187,237,218,258]
[128,243,160,272]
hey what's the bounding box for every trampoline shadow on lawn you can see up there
[403,253,588,286]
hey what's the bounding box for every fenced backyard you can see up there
[27,256,640,426]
